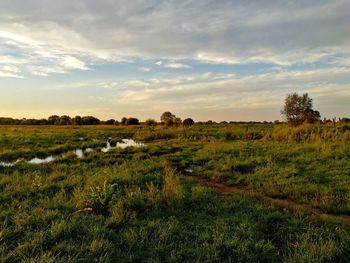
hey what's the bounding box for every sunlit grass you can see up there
[1,124,350,262]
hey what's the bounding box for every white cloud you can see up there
[0,65,22,78]
[0,1,350,120]
[110,67,350,119]
[0,55,27,64]
[139,67,151,72]
[163,63,192,69]
[61,56,88,70]
[1,1,350,70]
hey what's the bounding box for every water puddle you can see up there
[28,156,55,164]
[74,149,84,158]
[102,139,145,152]
[102,141,112,153]
[0,138,145,167]
[0,160,21,167]
[185,165,196,173]
[116,139,146,149]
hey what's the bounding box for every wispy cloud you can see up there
[0,1,349,120]
[163,63,192,69]
[1,0,350,70]
[0,65,23,78]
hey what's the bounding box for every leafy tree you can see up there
[160,112,176,126]
[125,117,139,125]
[59,115,71,125]
[121,117,127,125]
[105,119,115,125]
[48,115,60,125]
[160,112,182,126]
[183,118,194,126]
[81,116,100,125]
[72,116,82,125]
[281,93,321,125]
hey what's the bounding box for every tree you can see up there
[72,116,82,125]
[105,119,115,125]
[183,118,194,126]
[48,115,60,125]
[59,115,71,125]
[125,117,139,125]
[281,93,321,125]
[81,116,100,125]
[121,117,127,125]
[160,112,176,126]
[160,111,182,126]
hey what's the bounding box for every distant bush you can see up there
[105,119,116,125]
[125,117,140,125]
[81,116,100,125]
[183,118,194,126]
[145,118,157,126]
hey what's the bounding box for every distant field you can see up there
[1,124,350,262]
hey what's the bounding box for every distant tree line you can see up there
[0,113,196,126]
[0,115,102,126]
[0,98,348,126]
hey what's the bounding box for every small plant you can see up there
[107,200,125,226]
[162,167,183,203]
[83,181,118,214]
[145,182,160,205]
[125,187,145,210]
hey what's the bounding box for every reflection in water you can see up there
[102,141,112,153]
[0,139,145,167]
[0,160,21,167]
[28,156,55,164]
[117,139,146,149]
[102,139,146,152]
[74,149,84,158]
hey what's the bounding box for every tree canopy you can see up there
[281,93,321,125]
[183,118,195,126]
[160,112,182,126]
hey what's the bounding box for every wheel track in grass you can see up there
[188,175,350,226]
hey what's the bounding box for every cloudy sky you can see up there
[0,0,349,121]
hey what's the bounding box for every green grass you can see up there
[1,124,350,262]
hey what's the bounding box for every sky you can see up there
[0,0,349,121]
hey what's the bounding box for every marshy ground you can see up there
[1,123,350,262]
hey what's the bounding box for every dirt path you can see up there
[189,175,350,226]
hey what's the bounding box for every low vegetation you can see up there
[1,122,350,262]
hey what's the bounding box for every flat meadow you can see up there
[1,123,350,262]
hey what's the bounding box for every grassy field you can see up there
[1,124,350,262]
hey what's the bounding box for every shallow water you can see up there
[0,160,21,167]
[74,149,84,158]
[116,139,146,149]
[0,138,145,167]
[102,139,145,152]
[28,156,55,164]
[101,141,112,152]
